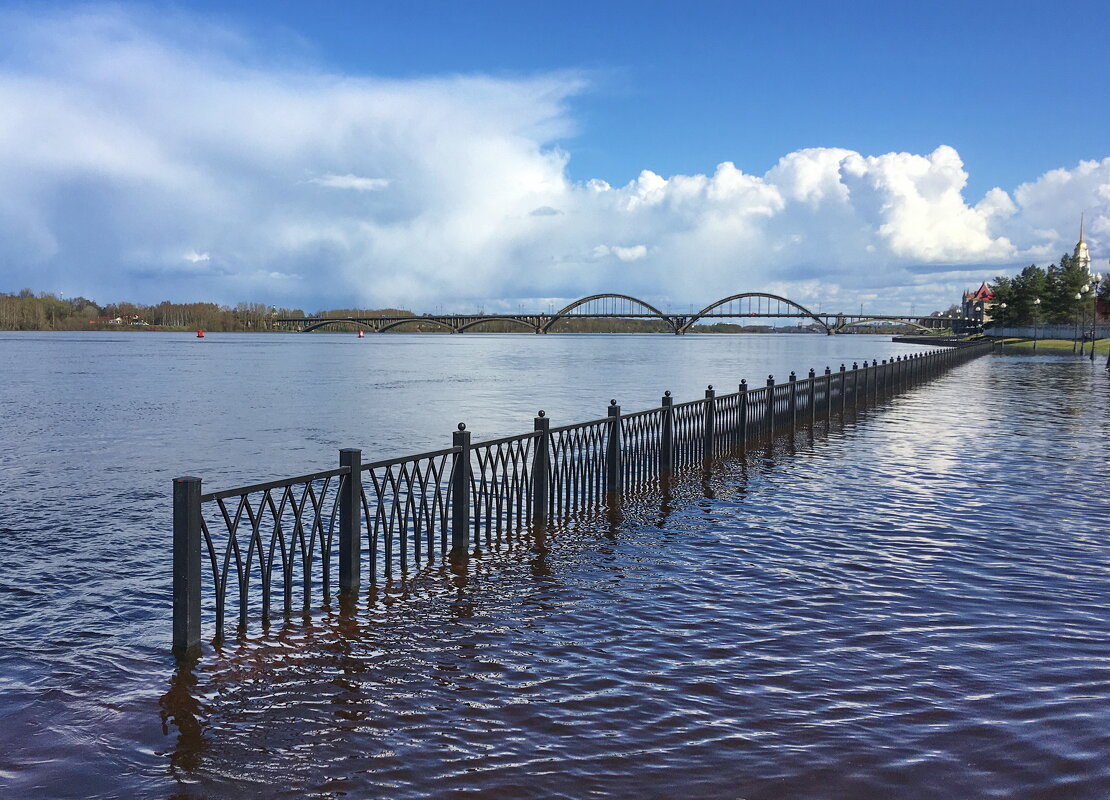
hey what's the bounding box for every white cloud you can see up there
[0,6,1106,315]
[309,174,390,192]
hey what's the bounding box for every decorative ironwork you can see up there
[469,432,538,547]
[361,448,455,582]
[174,341,995,655]
[547,418,609,517]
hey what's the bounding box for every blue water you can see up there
[1,332,1108,798]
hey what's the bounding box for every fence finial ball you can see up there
[610,399,617,406]
[707,384,713,390]
[458,423,466,431]
[665,390,671,396]
[538,410,545,417]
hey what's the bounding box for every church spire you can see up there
[1074,214,1091,272]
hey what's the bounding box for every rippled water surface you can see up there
[1,332,1109,798]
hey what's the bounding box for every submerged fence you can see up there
[173,342,993,654]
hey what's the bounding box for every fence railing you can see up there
[173,341,994,654]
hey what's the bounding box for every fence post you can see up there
[808,369,816,425]
[839,364,847,416]
[703,385,716,461]
[450,423,471,559]
[661,391,675,478]
[606,400,622,496]
[738,381,748,447]
[765,375,775,435]
[789,371,797,429]
[872,359,878,401]
[173,475,202,656]
[851,363,859,406]
[824,366,832,419]
[339,448,362,594]
[531,412,550,525]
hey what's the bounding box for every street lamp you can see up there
[1074,291,1084,354]
[1032,297,1041,351]
[1091,272,1104,362]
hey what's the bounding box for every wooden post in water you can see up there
[173,475,202,657]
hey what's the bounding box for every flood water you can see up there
[1,332,1108,798]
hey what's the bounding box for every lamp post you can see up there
[1091,272,1104,362]
[1074,291,1083,353]
[1032,297,1041,351]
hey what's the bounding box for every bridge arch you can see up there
[456,316,540,333]
[678,292,828,334]
[836,318,937,334]
[543,293,675,333]
[376,317,458,334]
[302,318,379,333]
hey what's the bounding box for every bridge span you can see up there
[276,292,947,335]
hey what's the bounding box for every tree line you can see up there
[0,290,412,331]
[988,253,1108,326]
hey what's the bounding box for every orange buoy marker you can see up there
[196,330,204,338]
[357,330,364,338]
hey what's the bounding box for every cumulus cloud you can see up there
[0,6,1106,314]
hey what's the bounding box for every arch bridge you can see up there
[277,292,948,335]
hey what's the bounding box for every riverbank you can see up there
[994,337,1110,356]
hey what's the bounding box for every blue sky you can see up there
[174,0,1108,199]
[0,1,1107,312]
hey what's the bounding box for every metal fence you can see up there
[173,341,993,654]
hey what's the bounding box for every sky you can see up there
[0,0,1108,314]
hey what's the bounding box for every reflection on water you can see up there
[2,335,1110,798]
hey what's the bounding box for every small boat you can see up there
[196,330,204,338]
[357,330,364,338]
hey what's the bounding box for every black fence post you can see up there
[338,448,362,594]
[851,362,859,406]
[789,371,797,429]
[738,381,748,447]
[703,385,716,461]
[531,412,550,525]
[839,364,847,416]
[824,366,832,419]
[173,475,202,656]
[450,424,471,559]
[765,375,775,435]
[660,391,674,478]
[606,400,622,496]
[808,369,816,425]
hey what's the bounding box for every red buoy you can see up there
[196,330,204,338]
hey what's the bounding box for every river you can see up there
[1,332,1108,798]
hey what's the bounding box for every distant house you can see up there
[962,283,995,323]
